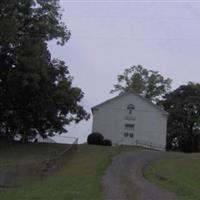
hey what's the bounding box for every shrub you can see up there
[103,139,112,146]
[178,134,199,152]
[87,132,104,145]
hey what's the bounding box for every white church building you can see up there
[91,91,168,151]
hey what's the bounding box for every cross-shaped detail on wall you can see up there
[127,104,135,114]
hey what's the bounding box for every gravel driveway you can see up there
[102,149,178,200]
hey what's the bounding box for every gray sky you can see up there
[49,1,200,143]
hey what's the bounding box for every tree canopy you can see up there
[161,82,200,152]
[111,65,172,103]
[0,0,90,142]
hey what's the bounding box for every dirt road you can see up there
[102,149,178,200]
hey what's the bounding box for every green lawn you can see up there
[0,143,120,200]
[0,141,67,165]
[144,153,200,200]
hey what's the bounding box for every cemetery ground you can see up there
[0,141,120,200]
[0,141,199,200]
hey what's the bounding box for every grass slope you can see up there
[144,153,200,200]
[0,142,67,165]
[0,144,119,200]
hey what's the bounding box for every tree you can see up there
[111,65,172,103]
[161,82,200,152]
[0,0,90,142]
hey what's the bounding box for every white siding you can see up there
[92,93,167,151]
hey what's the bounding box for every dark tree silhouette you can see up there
[0,0,90,142]
[161,82,200,152]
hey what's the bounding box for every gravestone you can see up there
[0,169,16,187]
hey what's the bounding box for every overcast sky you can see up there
[49,1,200,143]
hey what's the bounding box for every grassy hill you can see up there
[0,142,120,200]
[1,142,200,200]
[144,153,200,200]
[0,142,67,165]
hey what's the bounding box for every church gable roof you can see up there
[91,91,168,116]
